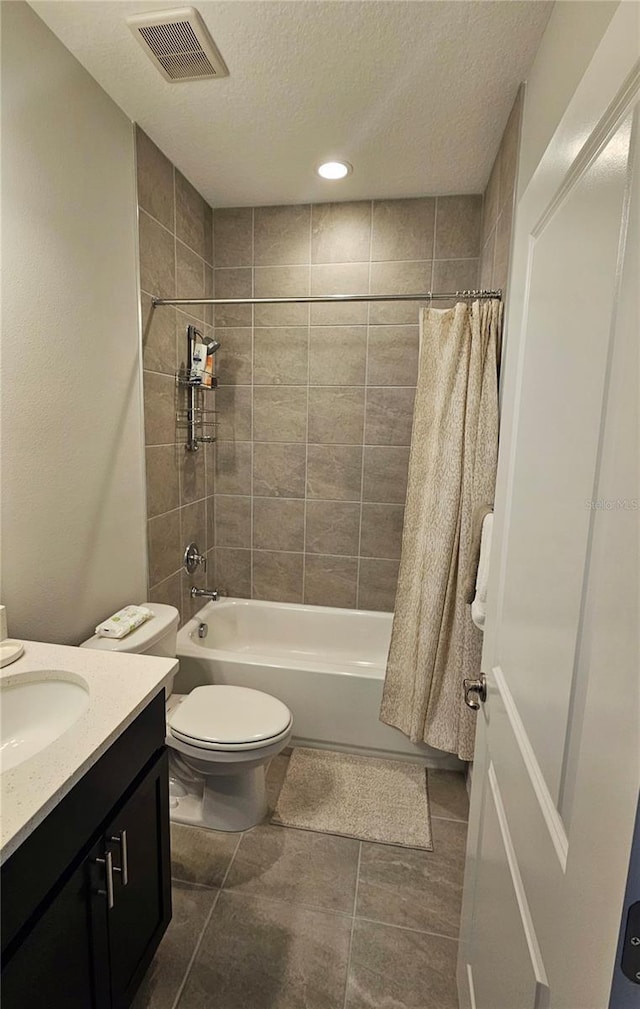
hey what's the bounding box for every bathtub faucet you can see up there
[190,587,219,602]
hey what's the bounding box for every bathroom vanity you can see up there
[0,641,177,1009]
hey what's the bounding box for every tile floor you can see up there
[132,753,469,1009]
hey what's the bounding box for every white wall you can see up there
[519,0,619,193]
[0,2,147,644]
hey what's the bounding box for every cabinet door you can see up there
[1,837,111,1009]
[106,750,172,1009]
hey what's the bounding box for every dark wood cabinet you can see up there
[1,692,171,1009]
[107,753,171,1009]
[1,835,110,1009]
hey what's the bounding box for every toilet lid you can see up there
[168,685,292,746]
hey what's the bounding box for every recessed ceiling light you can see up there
[317,160,352,180]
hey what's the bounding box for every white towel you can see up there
[96,605,153,639]
[471,513,493,630]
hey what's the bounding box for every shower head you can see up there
[202,336,221,356]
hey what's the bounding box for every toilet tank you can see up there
[80,603,179,658]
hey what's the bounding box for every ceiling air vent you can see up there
[127,7,228,82]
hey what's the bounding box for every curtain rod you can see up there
[152,289,502,308]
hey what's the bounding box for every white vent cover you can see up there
[127,7,228,82]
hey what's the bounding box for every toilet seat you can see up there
[168,684,293,752]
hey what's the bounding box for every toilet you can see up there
[81,603,293,831]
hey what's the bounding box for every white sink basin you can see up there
[0,674,90,772]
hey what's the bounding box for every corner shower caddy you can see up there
[176,324,217,452]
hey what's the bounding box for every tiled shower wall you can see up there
[210,195,482,610]
[479,88,524,296]
[135,127,216,624]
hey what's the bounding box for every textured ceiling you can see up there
[30,0,551,207]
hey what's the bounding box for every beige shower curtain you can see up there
[380,299,502,761]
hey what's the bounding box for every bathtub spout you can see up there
[190,587,219,602]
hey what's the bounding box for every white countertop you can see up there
[0,640,178,864]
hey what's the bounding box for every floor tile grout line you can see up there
[354,914,460,944]
[170,830,247,1006]
[219,830,246,889]
[342,840,363,1009]
[353,839,363,916]
[170,887,222,1009]
[217,885,356,920]
[170,875,219,891]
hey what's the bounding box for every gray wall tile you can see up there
[146,445,180,518]
[215,441,252,496]
[253,442,306,498]
[176,240,205,322]
[254,265,310,326]
[435,195,482,259]
[304,554,358,608]
[253,497,305,552]
[143,371,176,446]
[310,262,369,325]
[205,192,482,608]
[493,199,513,294]
[141,294,176,375]
[365,387,415,446]
[137,132,217,623]
[358,558,399,612]
[180,499,207,554]
[311,201,372,264]
[309,327,367,386]
[254,204,311,266]
[215,547,251,597]
[215,495,251,548]
[362,446,410,504]
[148,509,181,586]
[135,126,174,231]
[482,159,500,248]
[479,231,496,291]
[431,258,480,306]
[367,326,419,386]
[214,268,252,327]
[360,503,405,559]
[306,500,360,556]
[252,550,304,602]
[176,170,209,261]
[148,571,182,623]
[369,260,432,325]
[308,387,365,444]
[253,386,307,442]
[214,207,253,268]
[215,329,253,386]
[216,386,252,441]
[139,211,175,299]
[499,87,524,213]
[179,447,206,506]
[306,444,363,501]
[254,328,309,385]
[371,198,435,262]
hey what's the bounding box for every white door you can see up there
[458,7,640,1009]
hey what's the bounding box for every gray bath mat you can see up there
[272,747,433,850]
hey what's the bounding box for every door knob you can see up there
[464,673,487,710]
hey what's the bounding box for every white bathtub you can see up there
[175,598,462,768]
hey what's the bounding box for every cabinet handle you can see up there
[96,850,115,909]
[110,829,129,886]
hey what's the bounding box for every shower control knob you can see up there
[184,542,207,575]
[463,674,487,710]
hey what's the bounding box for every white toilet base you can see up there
[166,696,293,832]
[169,764,268,831]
